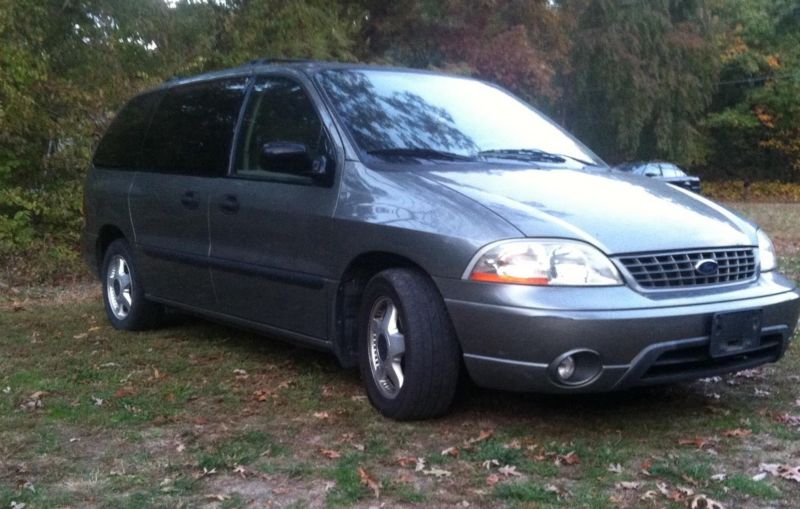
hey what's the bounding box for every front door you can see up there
[209,75,340,339]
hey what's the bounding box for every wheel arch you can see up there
[332,251,434,368]
[95,224,127,276]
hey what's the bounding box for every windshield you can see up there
[317,69,602,165]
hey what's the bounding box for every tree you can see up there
[563,0,718,165]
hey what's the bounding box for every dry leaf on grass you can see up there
[319,448,341,460]
[441,446,459,457]
[678,437,716,450]
[689,494,725,509]
[423,467,452,478]
[759,463,800,483]
[722,428,752,437]
[396,456,417,468]
[615,481,641,490]
[482,459,500,470]
[485,474,501,486]
[608,463,623,474]
[555,451,580,466]
[357,467,380,498]
[498,465,521,477]
[313,411,330,419]
[773,413,800,427]
[466,429,494,445]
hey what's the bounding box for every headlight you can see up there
[465,239,623,286]
[757,229,776,272]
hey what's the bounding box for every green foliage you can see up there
[565,0,718,165]
[1,0,799,285]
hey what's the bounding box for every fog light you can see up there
[557,355,576,380]
[549,350,603,387]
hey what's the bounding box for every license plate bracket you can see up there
[710,309,763,358]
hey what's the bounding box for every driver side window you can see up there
[234,76,329,183]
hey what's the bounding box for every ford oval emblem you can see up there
[695,259,719,276]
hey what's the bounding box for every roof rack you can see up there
[246,57,313,66]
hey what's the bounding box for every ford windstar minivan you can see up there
[83,60,800,420]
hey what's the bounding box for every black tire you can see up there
[101,239,163,330]
[358,268,461,420]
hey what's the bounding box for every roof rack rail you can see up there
[247,57,313,66]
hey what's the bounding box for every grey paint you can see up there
[83,61,800,395]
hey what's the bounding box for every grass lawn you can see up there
[1,203,799,508]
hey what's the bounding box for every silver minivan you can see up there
[83,60,800,419]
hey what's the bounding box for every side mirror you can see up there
[259,142,328,180]
[644,171,659,177]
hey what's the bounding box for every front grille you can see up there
[617,248,756,289]
[641,334,783,381]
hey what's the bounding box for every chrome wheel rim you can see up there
[367,296,406,399]
[106,255,133,320]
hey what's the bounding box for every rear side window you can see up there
[93,91,162,169]
[142,77,248,177]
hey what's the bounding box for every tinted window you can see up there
[93,91,162,169]
[318,69,600,165]
[234,76,328,182]
[660,164,686,177]
[642,164,662,176]
[142,78,248,176]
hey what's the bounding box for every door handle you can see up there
[219,194,239,214]
[180,190,199,210]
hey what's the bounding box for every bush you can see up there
[703,180,800,202]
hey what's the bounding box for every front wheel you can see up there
[358,268,461,420]
[101,239,163,330]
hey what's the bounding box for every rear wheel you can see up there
[358,268,461,420]
[101,239,163,330]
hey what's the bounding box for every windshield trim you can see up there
[311,67,607,169]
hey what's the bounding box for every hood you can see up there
[417,166,755,254]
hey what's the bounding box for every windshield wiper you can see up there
[367,147,476,162]
[478,148,597,167]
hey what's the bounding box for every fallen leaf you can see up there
[206,494,229,501]
[656,481,670,497]
[498,465,521,477]
[467,429,494,445]
[608,463,623,474]
[414,457,426,472]
[482,459,500,470]
[485,473,501,486]
[396,456,416,468]
[114,388,135,398]
[441,446,459,457]
[73,333,88,339]
[689,494,726,509]
[91,395,104,406]
[640,490,658,502]
[759,463,800,483]
[752,472,768,481]
[252,389,271,402]
[319,448,341,459]
[754,387,771,398]
[615,481,641,490]
[556,451,580,465]
[678,437,716,450]
[722,428,752,437]
[232,465,247,478]
[773,413,800,427]
[423,467,452,478]
[358,467,380,498]
[313,411,330,419]
[710,473,727,481]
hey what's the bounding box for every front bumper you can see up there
[436,272,800,393]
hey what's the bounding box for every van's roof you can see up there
[160,59,455,89]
